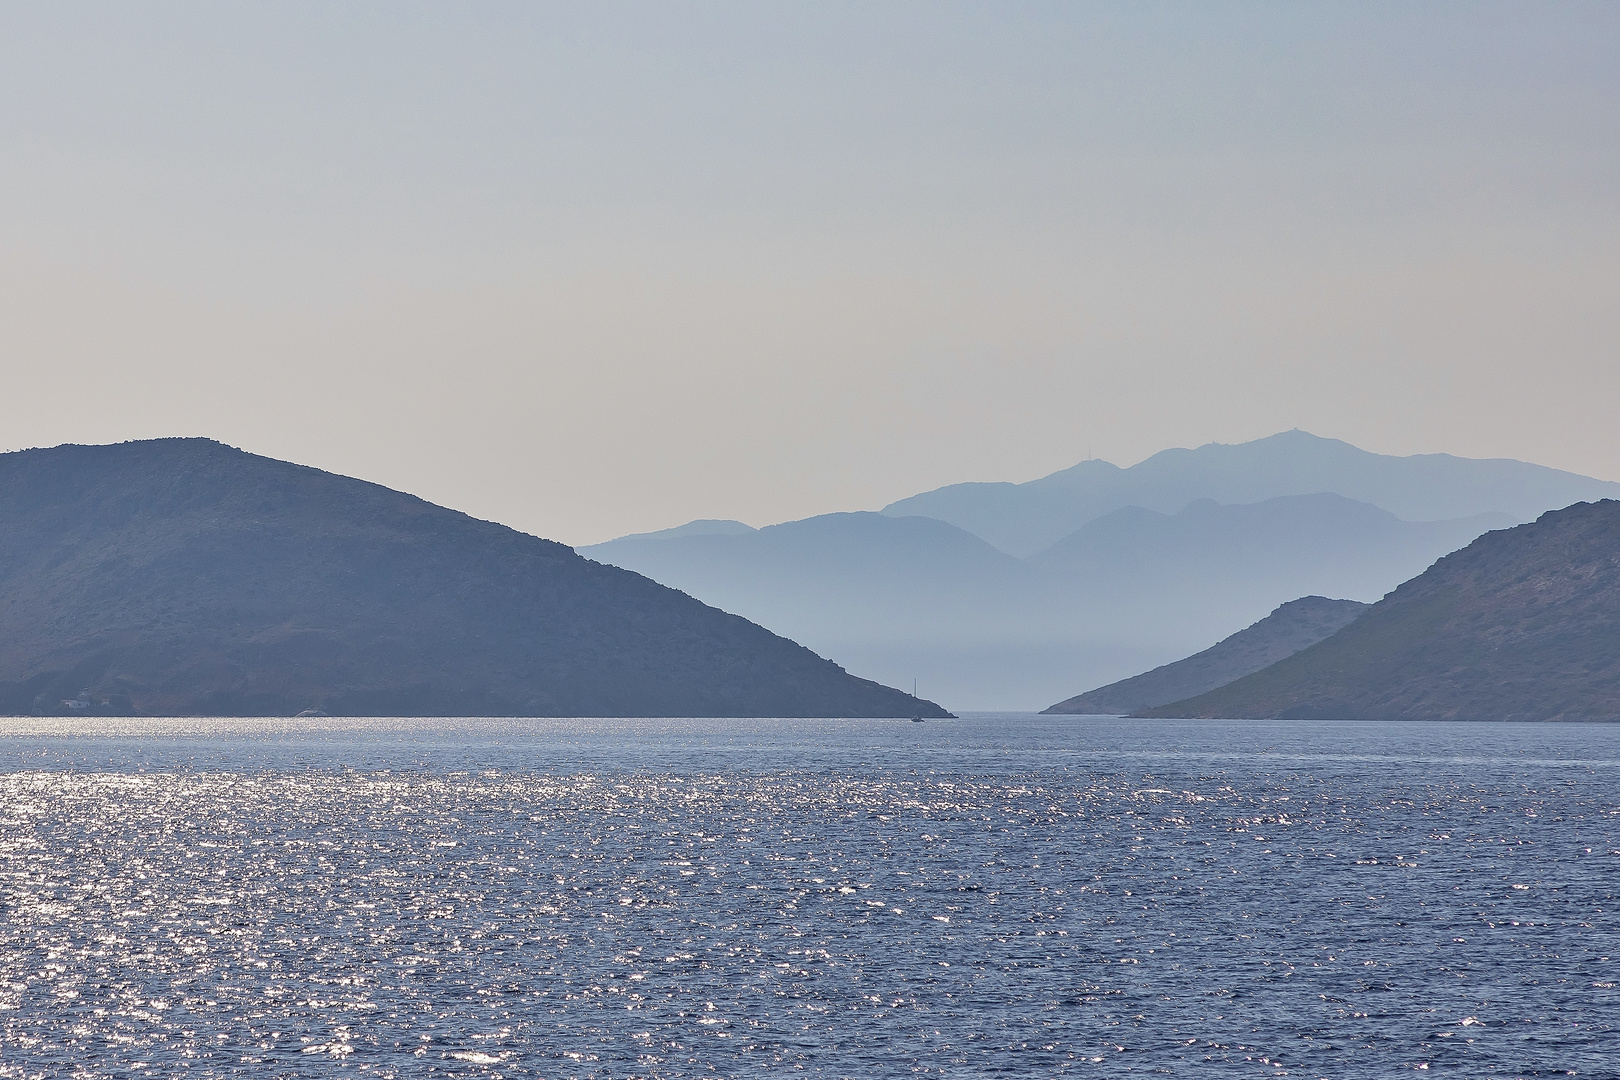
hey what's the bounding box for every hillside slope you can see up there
[0,440,946,718]
[1043,596,1368,715]
[1138,501,1620,721]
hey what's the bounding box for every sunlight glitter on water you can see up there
[0,715,1615,1077]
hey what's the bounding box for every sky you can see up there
[2,1,1617,546]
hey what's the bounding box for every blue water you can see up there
[0,714,1615,1077]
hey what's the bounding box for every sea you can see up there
[0,714,1614,1078]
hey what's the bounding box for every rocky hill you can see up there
[0,439,947,718]
[1138,501,1620,721]
[1043,596,1368,715]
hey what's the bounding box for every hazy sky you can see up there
[3,2,1617,544]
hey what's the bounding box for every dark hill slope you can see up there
[0,439,946,718]
[1139,501,1620,721]
[1043,596,1368,715]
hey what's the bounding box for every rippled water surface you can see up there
[0,714,1616,1077]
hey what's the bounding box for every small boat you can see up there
[911,679,924,721]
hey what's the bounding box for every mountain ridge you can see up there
[578,432,1620,709]
[585,494,1512,710]
[881,430,1620,556]
[1136,500,1620,722]
[0,439,948,718]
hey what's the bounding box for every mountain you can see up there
[884,430,1620,557]
[583,512,1041,634]
[1138,500,1620,721]
[582,512,1052,707]
[1029,494,1513,608]
[1042,596,1369,715]
[584,496,1505,711]
[0,439,947,718]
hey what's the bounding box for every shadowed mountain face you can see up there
[1139,500,1620,722]
[884,430,1620,557]
[1043,596,1369,715]
[584,496,1508,710]
[0,440,946,718]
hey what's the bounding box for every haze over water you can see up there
[0,715,1615,1076]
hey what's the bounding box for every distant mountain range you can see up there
[1044,596,1369,715]
[1138,500,1620,722]
[585,431,1614,709]
[0,440,947,718]
[884,429,1620,557]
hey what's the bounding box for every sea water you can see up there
[0,714,1614,1077]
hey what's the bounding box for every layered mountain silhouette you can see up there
[587,432,1620,709]
[884,429,1620,557]
[1137,500,1620,722]
[584,512,1042,641]
[586,496,1512,710]
[1044,596,1369,715]
[0,439,947,718]
[1028,494,1510,606]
